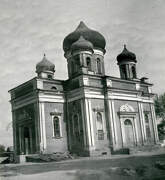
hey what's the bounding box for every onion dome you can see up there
[71,35,94,53]
[63,21,106,53]
[117,45,137,63]
[36,54,55,73]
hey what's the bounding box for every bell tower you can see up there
[67,35,94,78]
[117,45,137,80]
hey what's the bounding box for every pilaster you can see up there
[108,99,118,149]
[38,102,47,152]
[84,98,95,154]
[138,102,146,143]
[150,103,159,143]
[12,110,17,156]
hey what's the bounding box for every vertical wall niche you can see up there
[68,100,84,153]
[74,55,80,73]
[70,55,80,76]
[131,65,136,78]
[144,112,152,142]
[120,64,127,79]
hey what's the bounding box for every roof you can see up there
[117,45,137,63]
[36,54,55,73]
[63,21,106,53]
[71,35,94,52]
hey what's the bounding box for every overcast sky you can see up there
[0,0,165,147]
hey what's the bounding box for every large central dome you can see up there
[63,21,106,53]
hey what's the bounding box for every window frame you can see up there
[96,58,102,74]
[144,112,151,139]
[52,115,62,139]
[96,111,104,140]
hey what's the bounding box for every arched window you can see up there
[144,113,149,123]
[51,86,57,90]
[124,119,132,125]
[96,112,104,140]
[48,74,52,79]
[96,58,101,74]
[53,116,61,138]
[86,57,91,71]
[132,66,136,78]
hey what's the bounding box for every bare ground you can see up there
[1,153,165,180]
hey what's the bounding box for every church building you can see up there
[9,22,159,157]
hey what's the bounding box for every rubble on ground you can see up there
[26,151,74,162]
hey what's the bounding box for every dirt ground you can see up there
[1,153,165,180]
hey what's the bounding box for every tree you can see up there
[0,144,5,154]
[154,93,165,140]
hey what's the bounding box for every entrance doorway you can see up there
[23,127,31,154]
[124,119,135,147]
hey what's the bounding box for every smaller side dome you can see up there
[36,54,55,73]
[117,45,136,63]
[71,35,94,53]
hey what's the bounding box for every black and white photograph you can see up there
[0,0,165,179]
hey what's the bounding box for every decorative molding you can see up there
[50,112,62,116]
[119,104,135,112]
[17,109,32,121]
[93,107,104,112]
[118,112,137,117]
[12,97,36,110]
[93,49,104,56]
[38,93,65,103]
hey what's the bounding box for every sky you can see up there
[0,0,165,147]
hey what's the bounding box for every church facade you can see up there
[9,22,159,157]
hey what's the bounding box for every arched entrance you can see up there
[124,119,135,147]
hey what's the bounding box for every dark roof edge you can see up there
[8,77,37,93]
